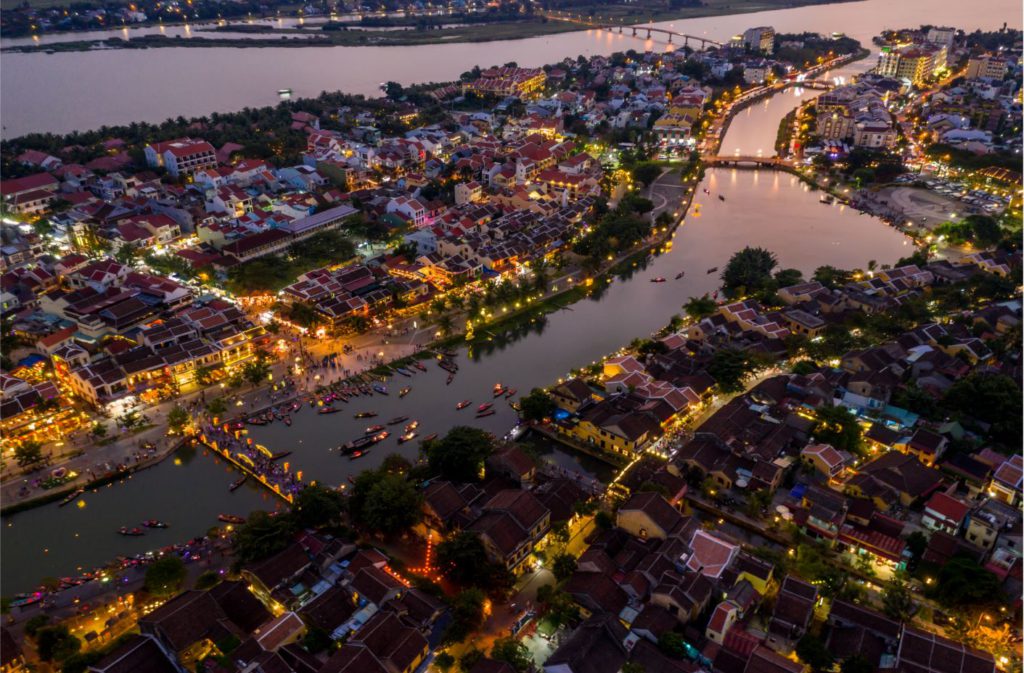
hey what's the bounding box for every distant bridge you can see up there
[541,12,722,49]
[704,155,795,168]
[596,24,723,49]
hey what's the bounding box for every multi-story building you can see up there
[741,26,775,53]
[816,84,897,148]
[874,44,946,86]
[966,54,1010,80]
[654,105,700,147]
[144,138,217,179]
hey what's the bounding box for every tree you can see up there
[434,652,456,673]
[930,556,1001,608]
[904,531,927,569]
[444,588,486,643]
[881,569,914,621]
[943,373,1022,447]
[14,441,44,468]
[722,246,778,294]
[813,265,852,289]
[774,268,804,288]
[206,398,228,416]
[812,405,863,455]
[292,484,344,529]
[796,634,834,672]
[552,553,577,581]
[36,626,81,662]
[360,473,422,534]
[491,637,531,672]
[24,614,51,637]
[195,364,217,387]
[144,556,187,597]
[167,404,189,435]
[459,649,484,673]
[118,409,142,430]
[243,360,271,388]
[427,426,494,482]
[381,453,412,475]
[658,632,689,659]
[231,510,296,565]
[684,294,717,320]
[90,422,108,440]
[520,388,557,422]
[708,348,768,394]
[437,532,494,587]
[630,162,662,187]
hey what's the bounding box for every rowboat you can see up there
[365,424,386,434]
[476,409,497,418]
[218,514,246,524]
[399,387,412,398]
[59,489,84,507]
[318,406,341,415]
[456,400,471,410]
[229,476,248,491]
[118,527,144,536]
[504,388,517,398]
[413,361,427,372]
[141,520,168,529]
[387,416,409,425]
[354,411,378,418]
[397,431,418,444]
[477,402,493,413]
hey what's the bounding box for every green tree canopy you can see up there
[552,553,578,581]
[292,484,345,529]
[630,162,663,187]
[929,556,1001,608]
[36,625,81,662]
[881,569,914,621]
[427,426,495,482]
[520,388,557,422]
[722,246,778,294]
[812,405,863,455]
[443,587,486,643]
[167,404,189,434]
[144,556,187,597]
[943,373,1022,448]
[231,510,296,566]
[684,294,718,320]
[796,634,835,672]
[490,637,532,672]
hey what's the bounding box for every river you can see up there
[0,51,917,591]
[1,0,1018,137]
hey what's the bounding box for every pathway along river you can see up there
[1,0,1019,137]
[0,65,915,592]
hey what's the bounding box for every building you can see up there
[874,44,946,86]
[144,138,217,179]
[921,492,970,534]
[742,26,775,53]
[966,55,1010,81]
[654,105,699,147]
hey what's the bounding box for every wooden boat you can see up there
[341,435,376,453]
[229,476,248,491]
[397,431,418,444]
[59,488,85,507]
[650,277,667,283]
[118,527,144,536]
[399,387,412,398]
[318,406,341,415]
[675,272,685,279]
[283,416,292,426]
[413,361,427,372]
[246,417,267,426]
[349,449,369,459]
[718,194,726,201]
[218,514,246,524]
[422,433,438,442]
[270,451,292,461]
[365,424,386,434]
[354,411,378,418]
[706,267,718,274]
[504,388,517,398]
[141,520,168,529]
[404,421,419,432]
[446,373,455,385]
[475,409,497,418]
[372,383,389,395]
[456,400,472,410]
[395,367,412,377]
[477,402,493,413]
[387,416,409,426]
[291,401,302,412]
[493,384,505,398]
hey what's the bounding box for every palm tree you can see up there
[437,314,454,337]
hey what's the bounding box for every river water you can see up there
[1,0,1018,137]
[0,50,917,590]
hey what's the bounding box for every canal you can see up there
[1,0,1018,137]
[1,57,913,592]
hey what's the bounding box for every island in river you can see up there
[2,0,857,52]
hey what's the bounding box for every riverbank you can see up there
[2,0,859,53]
